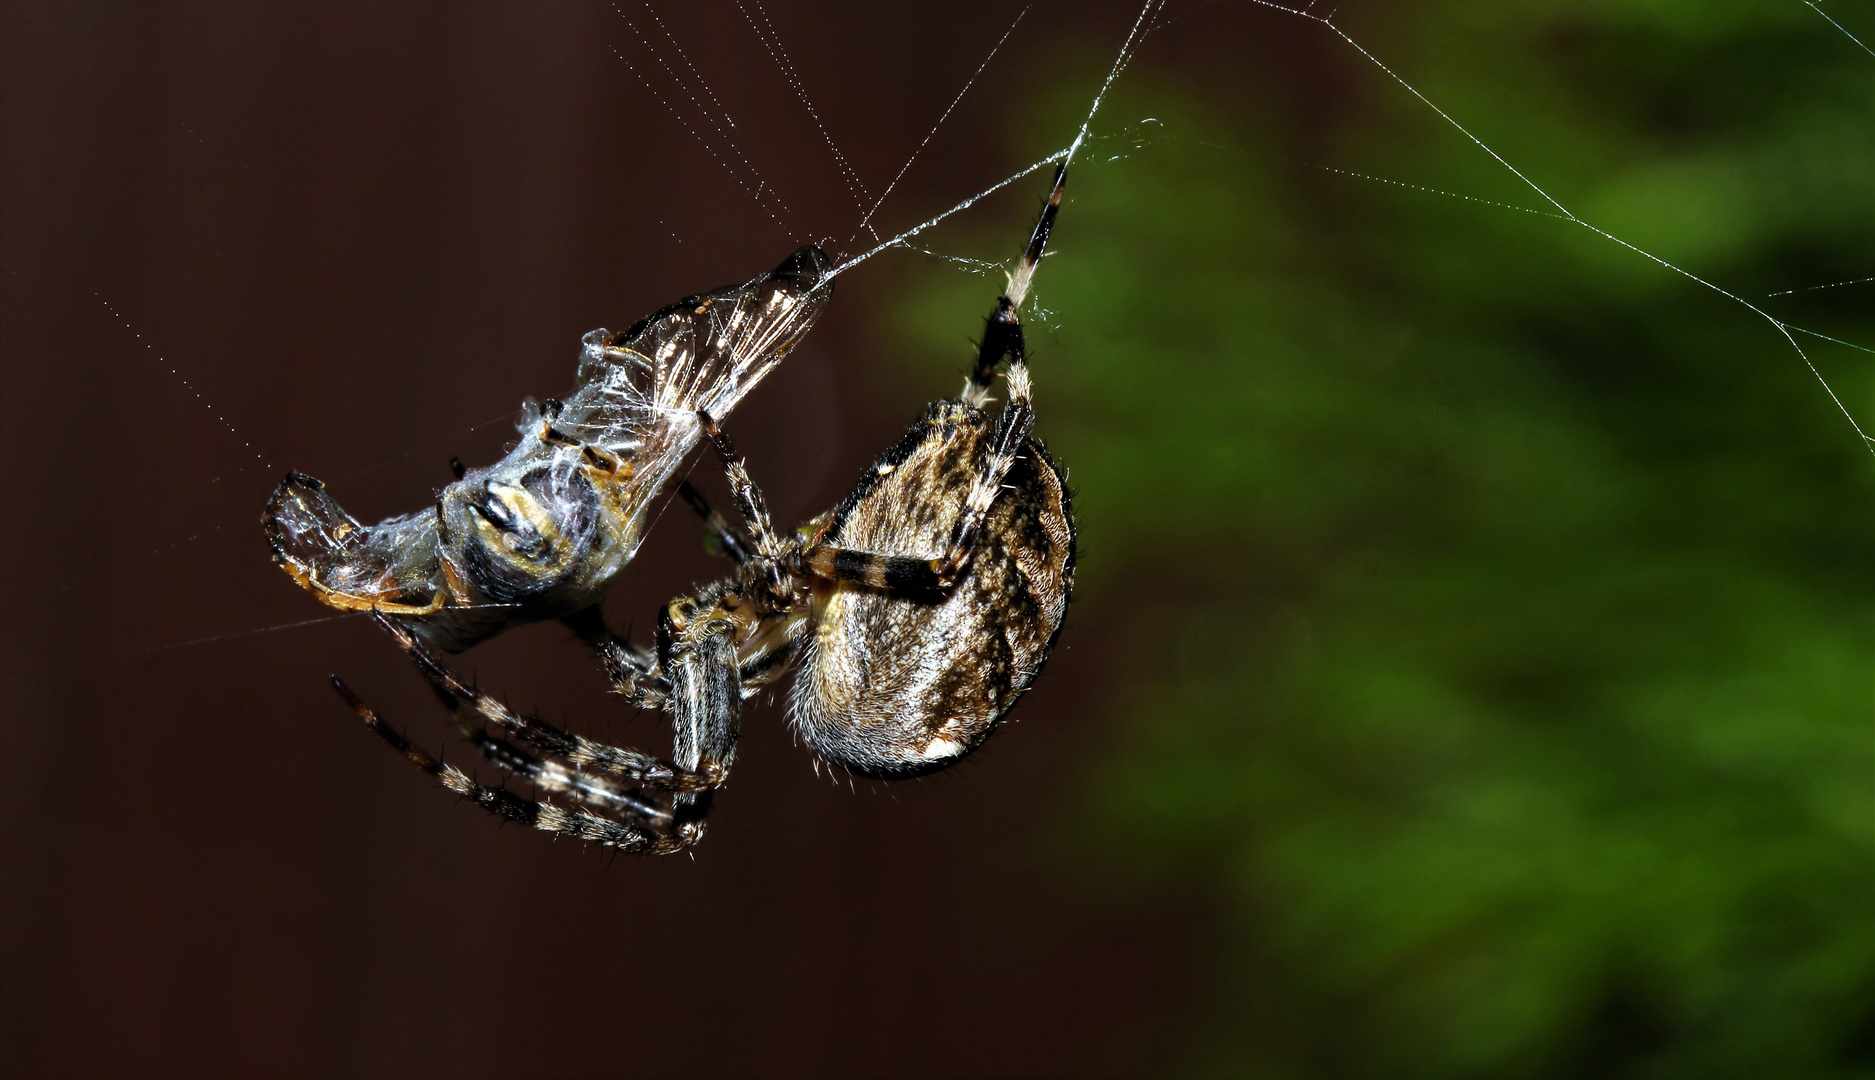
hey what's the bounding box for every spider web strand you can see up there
[1238,0,1874,453]
[736,0,870,220]
[848,5,1032,247]
[1805,1,1875,58]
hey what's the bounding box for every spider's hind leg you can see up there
[963,161,1063,406]
[938,164,1061,573]
[932,345,1036,588]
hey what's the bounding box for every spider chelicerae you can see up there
[330,166,1076,853]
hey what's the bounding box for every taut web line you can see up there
[1238,0,1873,453]
[849,6,1032,248]
[830,0,1164,283]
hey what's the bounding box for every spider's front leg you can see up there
[571,415,793,701]
[562,605,671,711]
[330,621,727,853]
[653,597,743,838]
[675,479,757,566]
[663,411,816,694]
[331,676,690,854]
[695,411,798,612]
[370,613,715,795]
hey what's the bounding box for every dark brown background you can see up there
[1,3,1325,1076]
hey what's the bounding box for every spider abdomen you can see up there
[790,406,1075,778]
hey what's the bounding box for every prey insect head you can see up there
[458,464,600,605]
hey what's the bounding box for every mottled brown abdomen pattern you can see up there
[790,401,1075,778]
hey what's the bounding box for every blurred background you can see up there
[3,2,1870,1077]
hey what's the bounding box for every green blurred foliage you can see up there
[896,2,1871,1076]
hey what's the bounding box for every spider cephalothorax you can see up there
[334,167,1076,852]
[263,246,833,652]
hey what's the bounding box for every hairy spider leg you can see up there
[931,340,1036,590]
[963,161,1064,406]
[792,362,1036,603]
[571,585,801,716]
[371,612,713,791]
[339,580,755,853]
[684,411,950,637]
[331,676,688,854]
[675,479,756,565]
[557,605,670,710]
[451,723,671,825]
[562,467,774,704]
[688,371,1043,609]
[694,411,801,617]
[696,415,782,557]
[653,600,742,834]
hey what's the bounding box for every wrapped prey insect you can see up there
[262,246,833,652]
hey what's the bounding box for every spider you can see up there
[332,166,1077,853]
[262,245,834,653]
